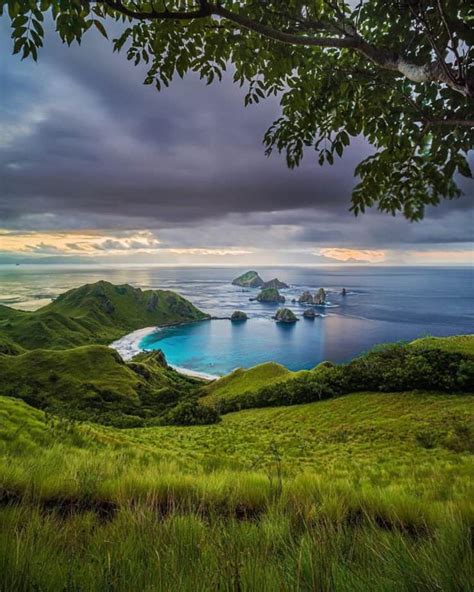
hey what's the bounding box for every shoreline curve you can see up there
[109,326,218,381]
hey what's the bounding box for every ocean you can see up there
[1,265,473,375]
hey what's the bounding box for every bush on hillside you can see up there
[165,399,221,426]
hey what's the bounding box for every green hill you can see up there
[0,281,208,350]
[411,334,474,356]
[0,346,206,426]
[200,362,304,407]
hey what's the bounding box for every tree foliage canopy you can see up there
[2,0,473,219]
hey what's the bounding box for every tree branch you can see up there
[98,1,473,98]
[425,119,474,128]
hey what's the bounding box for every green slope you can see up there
[1,390,472,592]
[200,362,304,406]
[0,346,203,426]
[411,334,474,356]
[131,391,474,474]
[0,281,208,350]
[1,391,472,520]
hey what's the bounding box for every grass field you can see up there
[1,391,472,519]
[412,334,474,356]
[0,332,473,590]
[0,390,473,591]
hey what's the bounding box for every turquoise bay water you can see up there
[140,315,394,375]
[1,265,473,375]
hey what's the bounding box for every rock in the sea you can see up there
[298,291,314,304]
[232,270,264,288]
[231,310,248,322]
[303,308,319,319]
[256,288,285,303]
[341,288,347,296]
[314,288,327,305]
[273,308,299,323]
[261,278,289,290]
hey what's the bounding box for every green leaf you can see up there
[93,19,108,39]
[32,19,44,36]
[457,158,472,178]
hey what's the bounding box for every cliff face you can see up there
[231,271,264,288]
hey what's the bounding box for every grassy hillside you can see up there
[200,362,303,406]
[0,391,472,591]
[412,334,474,356]
[0,281,208,350]
[1,391,472,514]
[0,346,206,426]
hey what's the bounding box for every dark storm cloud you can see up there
[0,19,472,250]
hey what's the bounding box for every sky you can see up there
[0,21,473,266]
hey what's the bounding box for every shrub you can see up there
[165,399,221,426]
[443,421,474,453]
[415,430,439,449]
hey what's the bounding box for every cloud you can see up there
[24,242,64,255]
[0,229,161,255]
[317,248,387,263]
[0,19,472,265]
[410,250,474,264]
[167,248,253,256]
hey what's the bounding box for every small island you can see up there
[232,271,264,288]
[298,291,314,304]
[273,308,299,323]
[314,288,327,305]
[303,309,319,319]
[255,288,286,303]
[261,278,289,290]
[230,310,248,322]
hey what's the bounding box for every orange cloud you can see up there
[0,230,252,258]
[167,248,253,256]
[0,230,161,255]
[410,250,473,264]
[317,248,387,263]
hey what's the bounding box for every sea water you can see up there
[1,265,473,375]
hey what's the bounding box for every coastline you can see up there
[110,326,158,361]
[110,324,218,381]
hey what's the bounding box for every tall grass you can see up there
[1,393,472,589]
[1,394,473,529]
[0,505,472,592]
